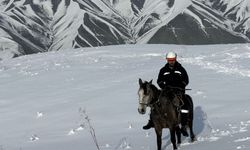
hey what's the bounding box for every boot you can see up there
[143,119,154,130]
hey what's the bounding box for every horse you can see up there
[137,78,195,150]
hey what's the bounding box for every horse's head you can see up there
[137,78,156,114]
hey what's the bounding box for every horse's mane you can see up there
[150,83,161,93]
[148,83,161,103]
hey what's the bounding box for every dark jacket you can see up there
[157,61,189,90]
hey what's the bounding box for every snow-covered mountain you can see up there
[1,0,250,58]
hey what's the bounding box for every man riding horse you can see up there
[143,51,190,136]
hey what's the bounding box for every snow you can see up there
[50,1,84,51]
[0,44,250,150]
[112,0,133,16]
[137,0,192,43]
[0,35,19,60]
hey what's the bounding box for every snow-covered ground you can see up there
[0,44,250,150]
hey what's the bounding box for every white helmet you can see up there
[166,52,177,60]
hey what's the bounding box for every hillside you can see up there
[1,0,250,58]
[0,44,250,150]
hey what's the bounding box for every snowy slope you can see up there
[196,0,250,35]
[0,44,250,150]
[1,0,250,58]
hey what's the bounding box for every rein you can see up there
[139,94,160,106]
[151,89,184,120]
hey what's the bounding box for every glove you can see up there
[158,81,166,89]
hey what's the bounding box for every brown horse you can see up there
[138,78,195,150]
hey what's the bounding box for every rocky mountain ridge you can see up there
[0,0,250,58]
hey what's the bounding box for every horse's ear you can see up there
[139,78,143,85]
[149,79,153,84]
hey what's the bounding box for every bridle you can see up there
[139,87,159,107]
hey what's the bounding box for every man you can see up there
[157,52,188,90]
[143,52,189,136]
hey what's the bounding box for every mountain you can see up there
[0,0,250,59]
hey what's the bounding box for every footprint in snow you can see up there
[145,132,150,138]
[68,129,76,135]
[227,121,250,134]
[76,124,85,131]
[127,122,133,129]
[68,124,85,135]
[30,134,39,142]
[36,111,44,118]
[234,137,250,143]
[236,145,247,149]
[100,144,111,149]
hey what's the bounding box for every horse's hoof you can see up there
[177,143,181,148]
[191,136,197,142]
[174,146,178,150]
[180,128,189,137]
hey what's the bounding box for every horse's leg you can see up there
[188,111,196,142]
[186,94,196,141]
[170,128,178,150]
[155,128,162,150]
[175,126,181,144]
